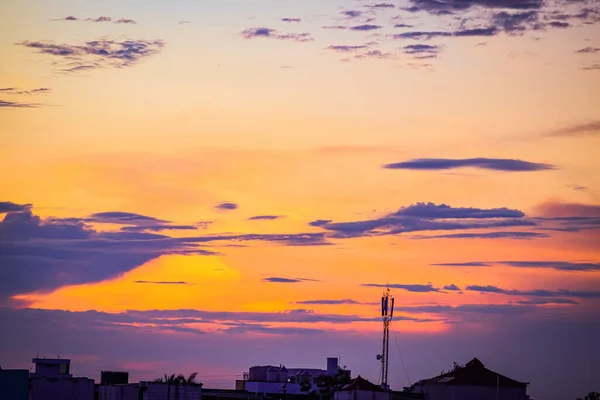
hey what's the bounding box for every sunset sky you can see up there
[1,0,599,399]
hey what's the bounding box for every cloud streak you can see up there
[241,27,313,42]
[384,158,556,172]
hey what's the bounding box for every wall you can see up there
[142,382,202,400]
[335,390,392,400]
[0,369,29,400]
[99,385,140,400]
[30,377,94,400]
[411,385,529,400]
[245,381,312,395]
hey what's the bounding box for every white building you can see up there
[238,357,351,395]
[29,358,94,400]
[410,358,530,400]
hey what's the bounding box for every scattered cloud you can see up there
[434,260,600,272]
[116,18,137,24]
[89,16,112,22]
[87,211,166,225]
[179,20,190,25]
[363,282,444,293]
[133,281,188,285]
[443,284,461,291]
[0,100,41,108]
[322,25,348,30]
[16,38,165,73]
[262,277,317,284]
[281,18,301,23]
[545,120,600,137]
[296,299,372,305]
[576,47,600,54]
[247,215,282,221]
[402,44,441,58]
[241,27,313,42]
[214,202,238,211]
[466,284,600,299]
[312,202,534,239]
[340,10,363,19]
[0,87,51,95]
[514,298,579,305]
[383,157,556,172]
[326,45,369,52]
[350,24,382,31]
[412,231,549,240]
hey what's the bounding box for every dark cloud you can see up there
[0,202,31,213]
[133,281,188,285]
[116,18,137,24]
[16,38,165,73]
[384,157,556,171]
[309,219,333,227]
[434,260,600,272]
[367,3,396,9]
[296,299,371,305]
[394,23,415,28]
[466,285,600,299]
[491,11,541,33]
[262,277,317,284]
[281,18,301,23]
[363,283,444,293]
[444,284,461,291]
[0,87,51,95]
[546,120,600,136]
[87,211,167,224]
[407,0,543,13]
[548,20,570,28]
[247,215,282,221]
[393,202,525,219]
[120,224,200,232]
[63,16,78,21]
[350,24,382,31]
[402,44,441,58]
[312,202,534,238]
[0,205,331,302]
[413,231,548,240]
[214,202,238,210]
[514,298,579,305]
[241,27,313,42]
[0,100,41,108]
[340,10,363,18]
[393,31,452,40]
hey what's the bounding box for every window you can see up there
[60,364,69,374]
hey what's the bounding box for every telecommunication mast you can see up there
[376,286,394,390]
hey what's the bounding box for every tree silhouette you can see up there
[575,392,600,400]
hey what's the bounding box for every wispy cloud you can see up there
[412,231,549,240]
[16,38,164,73]
[0,100,42,108]
[466,285,600,299]
[262,277,318,284]
[433,260,600,272]
[281,18,301,23]
[133,281,188,285]
[241,27,313,42]
[545,120,600,137]
[0,87,51,95]
[363,282,445,293]
[384,157,556,172]
[296,299,373,305]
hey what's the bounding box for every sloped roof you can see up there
[341,376,384,392]
[415,358,528,389]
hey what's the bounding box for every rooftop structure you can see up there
[31,357,72,378]
[411,358,530,400]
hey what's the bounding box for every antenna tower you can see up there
[376,286,394,390]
